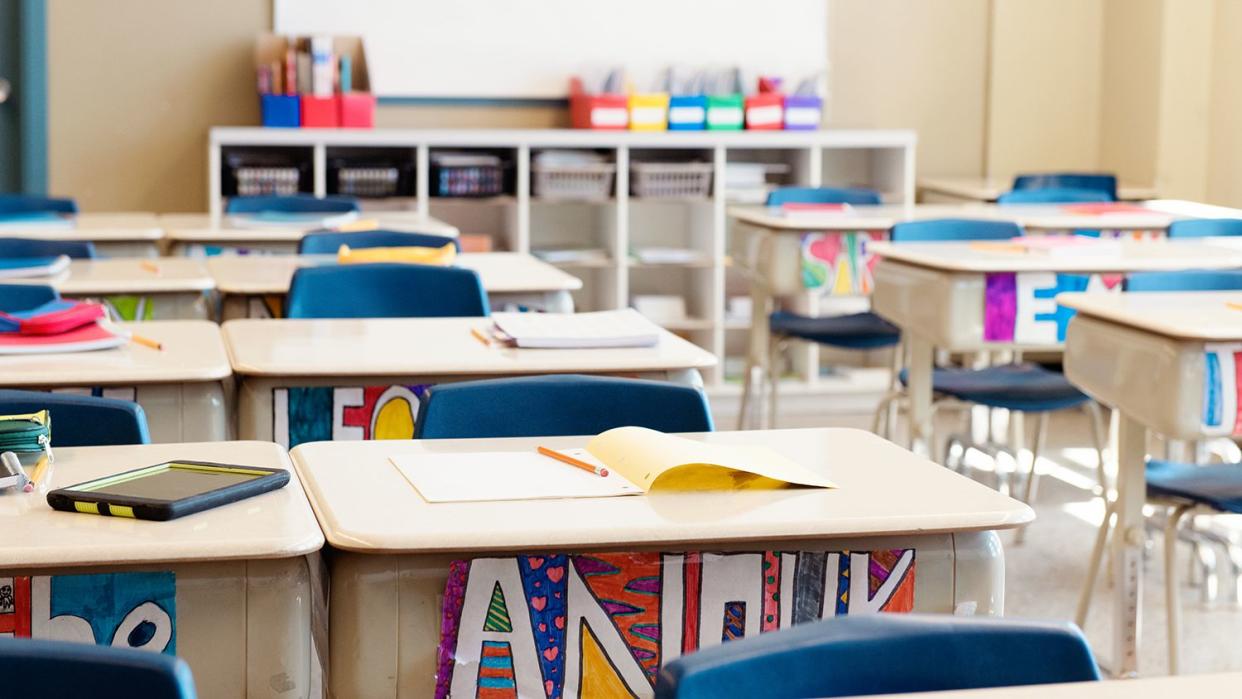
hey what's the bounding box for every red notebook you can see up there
[0,300,105,335]
[1060,203,1155,216]
[0,320,127,354]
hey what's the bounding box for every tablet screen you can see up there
[78,463,265,501]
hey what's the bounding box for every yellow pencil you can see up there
[537,446,609,478]
[25,456,49,492]
[130,333,164,351]
[139,259,161,274]
[1227,301,1242,312]
[470,327,492,347]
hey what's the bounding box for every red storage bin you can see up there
[744,93,783,130]
[569,78,628,130]
[339,92,375,128]
[300,95,340,128]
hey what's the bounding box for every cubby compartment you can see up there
[531,149,617,201]
[429,148,517,199]
[220,146,313,198]
[326,147,416,200]
[725,148,806,204]
[629,148,715,201]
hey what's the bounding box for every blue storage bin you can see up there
[668,95,708,131]
[261,94,301,128]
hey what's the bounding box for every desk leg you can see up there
[739,238,773,431]
[906,335,934,456]
[1112,412,1147,677]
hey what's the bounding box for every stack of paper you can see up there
[391,426,835,503]
[490,308,661,349]
[779,202,853,218]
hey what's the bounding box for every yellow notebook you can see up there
[336,242,457,266]
[391,427,835,503]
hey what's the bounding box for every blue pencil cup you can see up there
[261,94,301,128]
[668,95,708,131]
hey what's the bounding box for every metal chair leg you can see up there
[766,336,784,430]
[738,360,756,431]
[1165,504,1193,675]
[1076,499,1115,629]
[1086,402,1110,496]
[1013,412,1049,545]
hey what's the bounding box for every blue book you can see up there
[0,211,73,229]
[0,255,71,279]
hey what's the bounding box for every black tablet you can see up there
[47,460,290,521]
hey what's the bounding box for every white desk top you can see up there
[0,320,231,386]
[0,441,323,569]
[869,673,1242,699]
[223,317,718,378]
[1059,291,1242,341]
[870,240,1242,273]
[0,212,163,242]
[291,428,1033,553]
[9,258,213,295]
[160,211,460,242]
[729,202,1181,232]
[207,252,582,295]
[917,175,1159,202]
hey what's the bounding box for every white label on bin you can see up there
[631,106,665,125]
[747,105,783,125]
[708,107,743,126]
[669,105,706,124]
[785,107,821,126]
[591,108,628,127]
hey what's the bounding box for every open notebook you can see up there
[489,308,661,349]
[391,426,835,503]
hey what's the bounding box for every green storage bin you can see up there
[706,94,745,131]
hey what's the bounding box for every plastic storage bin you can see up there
[569,78,628,130]
[745,93,784,130]
[668,95,708,131]
[706,95,744,130]
[532,163,616,201]
[783,94,822,130]
[261,94,300,128]
[430,153,507,197]
[339,92,376,128]
[630,162,714,199]
[628,93,670,131]
[301,95,340,128]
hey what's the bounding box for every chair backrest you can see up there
[766,187,882,206]
[655,614,1100,699]
[0,283,58,312]
[225,194,360,215]
[0,194,79,215]
[298,229,460,255]
[414,374,714,439]
[889,218,1020,243]
[0,389,151,446]
[285,262,489,319]
[997,187,1113,204]
[1012,173,1117,200]
[1124,269,1242,292]
[1166,218,1242,239]
[0,636,196,699]
[0,237,96,259]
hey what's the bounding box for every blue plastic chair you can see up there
[0,237,96,259]
[0,636,196,699]
[415,374,714,439]
[298,229,460,254]
[997,187,1113,204]
[225,194,360,215]
[285,262,489,319]
[1079,268,1242,673]
[0,194,79,215]
[1165,218,1242,239]
[766,186,882,206]
[1012,173,1117,200]
[0,283,58,312]
[655,614,1099,699]
[0,389,150,447]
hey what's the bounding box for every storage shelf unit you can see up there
[209,128,916,387]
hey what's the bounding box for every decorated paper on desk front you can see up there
[1202,343,1242,436]
[983,272,1123,345]
[435,548,914,698]
[800,231,886,296]
[273,384,430,448]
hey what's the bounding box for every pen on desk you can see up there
[139,259,161,274]
[537,446,609,478]
[470,327,492,347]
[130,333,164,351]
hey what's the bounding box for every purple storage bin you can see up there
[783,94,822,130]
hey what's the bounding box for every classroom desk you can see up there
[1059,290,1242,676]
[0,440,323,698]
[159,211,460,256]
[918,175,1159,203]
[9,257,214,320]
[291,427,1032,698]
[0,212,164,257]
[0,320,231,443]
[869,673,1242,699]
[208,252,583,319]
[223,317,718,447]
[869,240,1242,455]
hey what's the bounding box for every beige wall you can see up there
[827,0,990,177]
[1098,0,1162,187]
[1207,0,1242,206]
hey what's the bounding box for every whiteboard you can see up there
[274,0,828,99]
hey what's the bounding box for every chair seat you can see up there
[899,364,1089,412]
[1147,460,1242,513]
[769,311,900,349]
